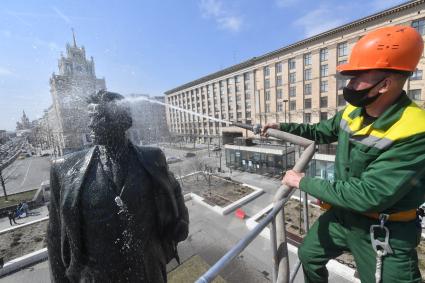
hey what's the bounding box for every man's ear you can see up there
[377,78,391,94]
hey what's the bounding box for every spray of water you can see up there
[120,96,232,124]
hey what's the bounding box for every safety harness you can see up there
[318,201,417,282]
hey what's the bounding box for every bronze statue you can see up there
[47,90,189,282]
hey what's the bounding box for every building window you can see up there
[265,104,271,113]
[304,83,312,95]
[236,85,241,93]
[320,96,328,108]
[320,64,328,77]
[412,18,425,35]
[264,66,270,77]
[411,69,423,80]
[408,89,421,100]
[338,94,346,106]
[276,62,283,73]
[338,42,348,57]
[289,100,296,110]
[244,73,250,81]
[289,86,296,97]
[265,90,271,101]
[289,72,296,84]
[277,104,283,112]
[320,112,328,121]
[276,75,283,86]
[277,89,283,99]
[288,58,296,70]
[265,78,270,89]
[245,91,251,99]
[304,69,312,81]
[236,95,241,101]
[304,98,312,109]
[304,53,312,66]
[320,48,328,62]
[246,111,251,117]
[304,113,311,124]
[320,80,328,93]
[246,101,251,109]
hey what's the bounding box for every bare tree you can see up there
[0,169,10,201]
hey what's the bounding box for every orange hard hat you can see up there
[337,26,424,74]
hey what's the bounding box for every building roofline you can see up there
[165,0,424,95]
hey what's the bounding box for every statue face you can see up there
[88,101,129,145]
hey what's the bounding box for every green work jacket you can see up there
[280,92,425,214]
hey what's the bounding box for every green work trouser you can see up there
[298,207,422,283]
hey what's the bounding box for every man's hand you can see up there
[282,170,305,189]
[261,123,279,136]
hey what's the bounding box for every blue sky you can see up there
[0,0,407,130]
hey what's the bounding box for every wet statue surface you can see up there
[47,90,189,283]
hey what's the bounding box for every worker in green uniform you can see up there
[262,26,425,283]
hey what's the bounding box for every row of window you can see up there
[263,43,346,78]
[172,17,425,105]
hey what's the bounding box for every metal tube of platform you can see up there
[273,143,316,283]
[270,218,278,283]
[195,199,285,283]
[276,206,289,283]
[303,191,310,233]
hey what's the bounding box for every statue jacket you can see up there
[47,144,189,283]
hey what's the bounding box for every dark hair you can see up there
[87,89,124,104]
[88,90,132,130]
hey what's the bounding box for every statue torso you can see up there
[79,146,165,282]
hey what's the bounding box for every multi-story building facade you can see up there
[165,1,425,145]
[49,32,106,155]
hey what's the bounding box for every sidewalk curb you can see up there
[0,248,48,278]
[0,216,49,235]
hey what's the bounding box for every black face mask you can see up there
[342,77,386,107]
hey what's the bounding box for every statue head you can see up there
[87,90,132,145]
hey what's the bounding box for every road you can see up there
[1,156,51,196]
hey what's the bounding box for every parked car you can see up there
[185,152,196,158]
[212,146,221,152]
[166,156,182,164]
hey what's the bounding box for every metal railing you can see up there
[195,128,315,283]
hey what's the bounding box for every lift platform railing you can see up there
[195,127,315,283]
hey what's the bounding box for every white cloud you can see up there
[0,67,13,76]
[199,0,243,32]
[293,5,348,37]
[52,7,71,24]
[275,0,300,8]
[218,16,242,32]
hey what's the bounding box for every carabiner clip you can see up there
[370,224,393,256]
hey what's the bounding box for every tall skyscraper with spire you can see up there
[49,30,106,155]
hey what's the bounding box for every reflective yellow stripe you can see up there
[340,102,425,149]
